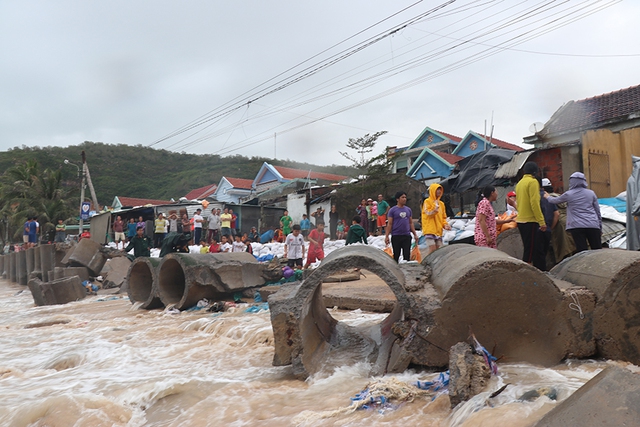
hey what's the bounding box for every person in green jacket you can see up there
[345,215,367,245]
[280,210,293,236]
[123,226,153,259]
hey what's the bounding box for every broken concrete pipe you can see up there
[127,257,163,310]
[550,249,640,364]
[421,244,574,367]
[156,252,266,311]
[269,245,406,379]
[67,238,107,277]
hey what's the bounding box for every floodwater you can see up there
[0,278,624,427]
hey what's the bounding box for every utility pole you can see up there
[81,151,100,211]
[78,164,87,235]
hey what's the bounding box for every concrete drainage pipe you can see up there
[269,245,410,380]
[127,257,163,310]
[551,249,640,364]
[157,252,265,311]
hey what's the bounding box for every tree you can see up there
[339,131,388,173]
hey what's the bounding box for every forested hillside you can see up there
[0,142,357,205]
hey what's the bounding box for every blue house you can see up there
[452,131,523,157]
[252,162,347,193]
[390,127,462,174]
[406,147,463,181]
[213,177,254,204]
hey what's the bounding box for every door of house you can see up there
[588,150,611,198]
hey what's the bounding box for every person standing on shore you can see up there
[127,218,137,242]
[474,186,514,248]
[515,162,547,265]
[299,214,310,239]
[123,226,152,259]
[545,171,601,253]
[304,222,326,269]
[112,215,126,248]
[385,191,418,262]
[421,183,451,256]
[280,210,293,236]
[329,205,339,240]
[311,207,325,228]
[376,194,390,235]
[284,224,305,269]
[356,199,368,236]
[208,209,220,244]
[192,208,204,245]
[54,219,66,243]
[154,213,167,248]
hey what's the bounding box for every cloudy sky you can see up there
[1,0,639,166]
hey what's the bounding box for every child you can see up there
[209,238,220,253]
[284,224,305,268]
[274,228,284,243]
[345,215,367,245]
[336,220,345,240]
[421,183,451,256]
[220,235,232,253]
[242,234,254,255]
[300,214,311,239]
[232,234,246,252]
[304,223,325,269]
[199,242,210,254]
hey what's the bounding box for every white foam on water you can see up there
[0,279,633,426]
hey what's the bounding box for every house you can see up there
[389,127,462,174]
[452,131,524,157]
[184,184,218,201]
[523,84,640,197]
[406,147,463,183]
[111,196,173,210]
[213,177,255,204]
[252,162,347,193]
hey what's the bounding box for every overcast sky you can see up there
[1,0,639,167]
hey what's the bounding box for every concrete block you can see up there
[534,366,640,427]
[27,275,86,306]
[25,248,35,276]
[60,244,75,265]
[16,250,27,286]
[40,244,55,282]
[9,252,16,283]
[102,256,132,289]
[52,266,91,282]
[67,238,106,276]
[448,342,491,408]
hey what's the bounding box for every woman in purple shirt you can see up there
[384,191,418,262]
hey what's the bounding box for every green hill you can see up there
[0,141,357,206]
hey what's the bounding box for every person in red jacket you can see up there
[304,223,326,269]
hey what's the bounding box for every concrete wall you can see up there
[287,193,308,225]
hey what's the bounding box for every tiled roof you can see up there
[116,196,173,207]
[225,177,254,189]
[184,184,217,200]
[543,84,640,135]
[435,130,462,143]
[434,151,463,165]
[273,166,347,182]
[481,135,524,152]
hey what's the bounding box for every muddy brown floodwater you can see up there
[0,277,627,426]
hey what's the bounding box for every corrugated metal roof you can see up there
[494,150,535,179]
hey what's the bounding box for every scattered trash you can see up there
[196,298,209,308]
[254,291,262,302]
[207,301,226,313]
[245,303,269,313]
[471,333,498,375]
[82,280,100,293]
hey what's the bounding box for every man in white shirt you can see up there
[284,225,305,268]
[208,208,221,244]
[193,208,204,245]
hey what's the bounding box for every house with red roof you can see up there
[252,162,348,193]
[183,184,218,201]
[388,127,463,174]
[213,177,255,204]
[523,84,640,197]
[451,131,523,157]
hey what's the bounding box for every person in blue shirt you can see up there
[127,218,137,242]
[300,214,311,240]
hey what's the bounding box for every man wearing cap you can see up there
[515,162,546,266]
[506,191,517,215]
